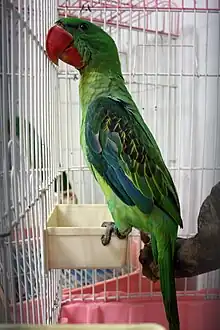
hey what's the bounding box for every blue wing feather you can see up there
[85,96,183,228]
[86,119,154,214]
[104,137,154,213]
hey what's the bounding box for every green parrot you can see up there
[46,17,183,330]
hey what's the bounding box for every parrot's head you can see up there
[46,17,121,72]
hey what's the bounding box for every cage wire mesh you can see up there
[0,0,61,324]
[0,0,220,326]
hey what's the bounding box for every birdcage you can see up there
[0,0,220,329]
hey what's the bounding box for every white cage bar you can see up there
[0,0,60,324]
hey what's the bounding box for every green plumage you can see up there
[83,94,182,330]
[54,17,183,330]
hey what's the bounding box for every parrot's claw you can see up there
[101,221,127,246]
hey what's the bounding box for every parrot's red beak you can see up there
[46,25,84,69]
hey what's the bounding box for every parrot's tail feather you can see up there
[159,240,180,330]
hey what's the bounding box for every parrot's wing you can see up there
[85,96,183,228]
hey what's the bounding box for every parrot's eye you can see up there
[79,23,88,31]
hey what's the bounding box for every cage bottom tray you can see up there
[59,273,220,330]
[11,272,220,330]
[58,292,220,330]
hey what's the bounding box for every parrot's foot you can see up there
[101,221,127,246]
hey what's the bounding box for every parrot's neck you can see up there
[79,68,143,159]
[79,69,131,121]
[79,69,133,152]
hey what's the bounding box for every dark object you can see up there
[139,182,220,280]
[54,170,72,193]
[101,221,127,246]
[80,4,91,14]
[54,170,78,204]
